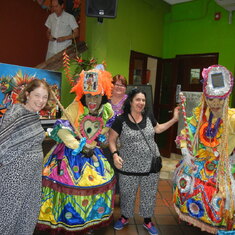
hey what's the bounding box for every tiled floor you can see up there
[34,156,211,235]
[86,179,211,235]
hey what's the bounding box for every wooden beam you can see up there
[36,41,88,71]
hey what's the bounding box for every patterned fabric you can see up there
[113,115,160,218]
[37,103,116,234]
[119,173,160,218]
[108,94,127,125]
[173,107,235,234]
[119,117,160,174]
[0,104,45,235]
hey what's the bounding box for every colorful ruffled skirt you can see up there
[36,143,116,234]
[173,149,235,234]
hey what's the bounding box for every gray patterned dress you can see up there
[111,113,161,218]
[0,104,45,235]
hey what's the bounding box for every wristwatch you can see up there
[111,150,119,156]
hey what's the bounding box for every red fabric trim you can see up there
[174,205,220,234]
[36,215,113,235]
[42,176,117,196]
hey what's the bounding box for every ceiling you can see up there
[162,0,193,4]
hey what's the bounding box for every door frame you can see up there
[154,53,219,157]
[129,50,159,85]
[154,58,178,157]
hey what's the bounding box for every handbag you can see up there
[130,114,162,173]
[149,156,162,173]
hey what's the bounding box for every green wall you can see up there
[85,0,169,78]
[163,0,235,74]
[62,0,235,107]
[61,0,169,107]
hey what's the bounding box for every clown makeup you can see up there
[205,98,225,118]
[85,94,102,114]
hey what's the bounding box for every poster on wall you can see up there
[0,63,61,119]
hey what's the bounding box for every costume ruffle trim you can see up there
[49,120,76,143]
[42,176,117,196]
[78,103,114,126]
[36,214,113,235]
[174,205,227,234]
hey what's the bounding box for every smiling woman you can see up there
[109,88,179,235]
[0,79,50,235]
[109,74,127,121]
[17,79,51,113]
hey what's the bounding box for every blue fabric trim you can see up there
[72,137,86,156]
[217,231,235,234]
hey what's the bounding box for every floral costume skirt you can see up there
[37,143,116,234]
[173,149,235,234]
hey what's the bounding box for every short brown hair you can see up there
[18,79,51,109]
[112,74,127,87]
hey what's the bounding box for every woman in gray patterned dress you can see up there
[0,79,50,235]
[109,88,179,235]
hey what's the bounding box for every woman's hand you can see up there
[113,153,123,169]
[173,106,180,122]
[57,36,68,42]
[155,106,180,134]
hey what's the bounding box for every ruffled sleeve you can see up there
[49,101,80,143]
[103,103,114,127]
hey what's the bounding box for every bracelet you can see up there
[111,150,119,157]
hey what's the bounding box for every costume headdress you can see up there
[192,65,234,149]
[70,68,113,127]
[71,68,113,101]
[202,64,234,99]
[191,65,234,150]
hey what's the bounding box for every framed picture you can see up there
[190,68,201,84]
[126,84,153,115]
[0,63,61,120]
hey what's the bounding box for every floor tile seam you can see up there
[155,214,180,226]
[158,224,186,235]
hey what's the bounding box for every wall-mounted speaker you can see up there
[86,0,118,19]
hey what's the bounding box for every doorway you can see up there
[155,53,219,158]
[129,51,219,158]
[129,50,158,101]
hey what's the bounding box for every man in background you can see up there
[45,0,79,60]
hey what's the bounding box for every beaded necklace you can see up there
[205,112,221,138]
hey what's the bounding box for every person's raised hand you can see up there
[173,106,180,122]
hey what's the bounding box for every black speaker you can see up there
[86,0,118,19]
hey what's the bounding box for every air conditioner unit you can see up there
[215,0,235,11]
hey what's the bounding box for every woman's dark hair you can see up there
[17,79,51,108]
[123,88,148,114]
[112,74,127,87]
[80,94,108,108]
